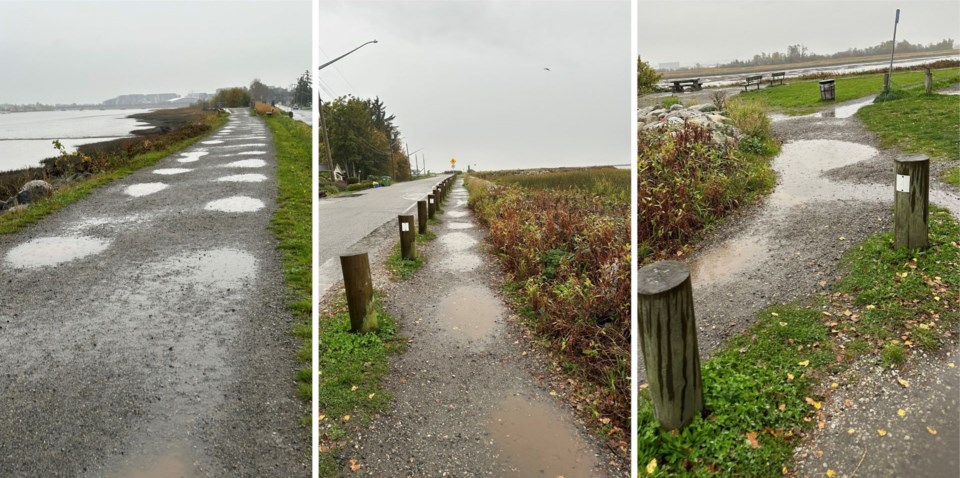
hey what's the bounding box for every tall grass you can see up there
[475,167,629,201]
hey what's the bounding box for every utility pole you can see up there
[885,9,901,92]
[318,39,378,179]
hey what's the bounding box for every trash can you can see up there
[819,79,836,101]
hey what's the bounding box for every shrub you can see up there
[345,181,372,191]
[638,57,662,96]
[727,97,772,139]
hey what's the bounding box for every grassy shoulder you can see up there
[0,111,227,235]
[637,208,959,476]
[317,296,402,477]
[261,112,313,402]
[743,67,960,115]
[385,229,434,280]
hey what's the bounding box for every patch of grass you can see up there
[317,295,401,477]
[385,243,425,280]
[661,96,682,107]
[880,343,908,368]
[944,167,960,187]
[417,230,436,242]
[263,113,313,402]
[857,93,960,165]
[745,67,960,115]
[0,113,227,235]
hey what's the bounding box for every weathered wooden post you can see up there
[417,200,428,234]
[398,214,416,260]
[427,194,436,219]
[924,68,933,94]
[637,261,704,430]
[894,154,929,250]
[434,188,442,206]
[340,252,378,333]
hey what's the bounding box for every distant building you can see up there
[101,93,179,106]
[658,61,680,71]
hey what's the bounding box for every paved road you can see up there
[0,109,307,477]
[318,174,451,295]
[274,105,311,125]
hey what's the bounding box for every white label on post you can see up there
[896,174,911,193]
[401,222,410,232]
[429,198,434,203]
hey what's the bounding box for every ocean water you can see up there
[0,109,151,172]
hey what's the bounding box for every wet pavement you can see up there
[0,109,307,477]
[342,179,623,476]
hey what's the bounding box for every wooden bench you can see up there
[769,72,785,86]
[742,75,762,92]
[671,78,703,93]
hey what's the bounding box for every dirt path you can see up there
[0,109,307,477]
[339,179,624,477]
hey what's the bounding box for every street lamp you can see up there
[318,39,378,174]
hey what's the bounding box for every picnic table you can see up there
[671,78,703,93]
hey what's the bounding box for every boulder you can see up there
[669,104,684,111]
[666,116,684,125]
[16,180,53,205]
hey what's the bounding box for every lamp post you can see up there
[319,39,378,173]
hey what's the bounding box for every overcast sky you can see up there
[638,0,960,66]
[319,0,631,172]
[0,1,310,104]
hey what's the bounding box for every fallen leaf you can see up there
[831,382,839,389]
[897,378,910,388]
[898,409,906,417]
[772,312,779,317]
[787,373,795,382]
[826,470,837,477]
[350,385,358,392]
[779,321,788,327]
[805,397,822,410]
[349,458,362,472]
[646,458,657,474]
[368,393,376,399]
[948,362,956,368]
[745,431,761,449]
[847,428,856,435]
[927,426,938,435]
[799,360,810,367]
[343,415,351,422]
[778,403,786,411]
[878,428,887,437]
[600,417,611,425]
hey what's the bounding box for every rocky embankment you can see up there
[638,103,741,147]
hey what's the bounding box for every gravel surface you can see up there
[335,180,626,477]
[0,109,308,477]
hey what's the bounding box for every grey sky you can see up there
[319,0,631,172]
[638,0,960,67]
[0,1,310,104]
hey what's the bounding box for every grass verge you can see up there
[0,112,227,235]
[385,243,425,280]
[637,208,959,476]
[317,295,402,477]
[262,112,313,402]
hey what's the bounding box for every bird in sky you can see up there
[543,67,551,71]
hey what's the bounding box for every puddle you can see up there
[438,232,477,251]
[232,151,266,156]
[818,96,875,118]
[218,143,266,148]
[436,252,482,272]
[67,214,148,233]
[771,140,886,207]
[204,196,265,212]
[435,285,502,340]
[153,168,192,175]
[124,183,169,197]
[223,135,266,140]
[103,445,197,478]
[690,235,770,285]
[215,174,267,183]
[446,222,475,230]
[445,210,468,218]
[5,236,110,269]
[177,151,208,163]
[222,159,266,168]
[201,140,223,145]
[149,248,256,289]
[487,395,601,478]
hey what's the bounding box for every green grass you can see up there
[0,113,228,235]
[638,208,960,476]
[385,242,425,280]
[744,67,960,115]
[944,167,960,187]
[263,113,313,403]
[317,296,402,476]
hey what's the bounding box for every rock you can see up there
[669,104,684,111]
[696,104,718,112]
[16,180,53,205]
[667,116,684,125]
[6,204,28,214]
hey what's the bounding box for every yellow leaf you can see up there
[318,414,326,421]
[349,458,362,472]
[948,362,956,368]
[831,382,839,388]
[343,415,351,422]
[771,312,779,317]
[778,403,786,411]
[826,470,837,477]
[368,393,376,399]
[350,385,358,392]
[745,431,761,449]
[799,360,810,367]
[787,373,795,382]
[897,378,910,388]
[897,409,906,417]
[805,397,822,410]
[779,321,788,327]
[866,304,876,310]
[927,426,938,435]
[877,428,887,436]
[847,428,856,435]
[646,458,657,474]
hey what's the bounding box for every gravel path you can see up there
[338,179,625,477]
[0,109,308,477]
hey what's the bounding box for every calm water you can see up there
[0,109,152,171]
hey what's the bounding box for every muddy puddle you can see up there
[217,143,266,149]
[690,235,770,286]
[102,445,197,478]
[444,210,469,218]
[771,96,875,122]
[438,232,477,251]
[435,252,482,272]
[153,168,192,175]
[230,151,266,156]
[435,285,502,341]
[487,395,601,478]
[770,139,886,208]
[446,222,475,230]
[216,174,267,183]
[125,183,169,197]
[5,236,111,269]
[177,151,208,163]
[222,159,266,168]
[149,248,256,290]
[204,196,264,212]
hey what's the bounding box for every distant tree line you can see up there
[714,38,955,69]
[199,70,312,109]
[322,95,412,182]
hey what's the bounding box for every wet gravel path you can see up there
[338,180,625,477]
[0,109,307,477]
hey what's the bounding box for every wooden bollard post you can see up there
[434,188,442,205]
[924,68,933,94]
[398,215,415,260]
[637,261,704,431]
[427,194,436,219]
[894,154,929,250]
[417,200,428,234]
[340,252,378,333]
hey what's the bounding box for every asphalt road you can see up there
[0,109,307,477]
[318,174,451,295]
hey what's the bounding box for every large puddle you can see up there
[124,182,169,197]
[218,143,266,149]
[103,445,197,478]
[444,210,468,218]
[200,140,223,145]
[488,395,602,478]
[177,151,208,163]
[153,168,192,175]
[438,232,477,251]
[770,139,885,208]
[216,174,267,183]
[5,236,111,269]
[446,222,475,230]
[690,235,769,285]
[435,285,502,341]
[435,252,483,272]
[204,196,264,212]
[222,159,266,168]
[149,248,256,289]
